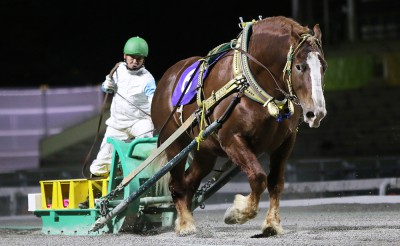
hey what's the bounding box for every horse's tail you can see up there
[149,150,171,196]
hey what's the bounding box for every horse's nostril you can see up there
[306,111,315,118]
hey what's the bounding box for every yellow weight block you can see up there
[39,180,59,209]
[39,178,109,209]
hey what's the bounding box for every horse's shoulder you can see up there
[184,56,202,63]
[171,56,201,67]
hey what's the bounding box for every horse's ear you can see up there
[313,24,322,42]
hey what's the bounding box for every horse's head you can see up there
[290,24,327,128]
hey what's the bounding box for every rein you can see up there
[81,62,121,178]
[115,92,151,117]
[158,18,319,150]
[193,20,299,123]
[230,20,322,122]
[282,33,320,99]
[233,20,297,121]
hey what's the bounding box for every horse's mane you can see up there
[255,16,311,37]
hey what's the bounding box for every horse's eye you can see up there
[295,64,305,72]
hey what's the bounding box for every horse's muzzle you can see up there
[304,108,327,128]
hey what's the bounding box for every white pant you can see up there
[90,118,153,177]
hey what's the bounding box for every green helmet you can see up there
[123,36,149,57]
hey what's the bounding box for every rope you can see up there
[114,91,151,117]
[81,62,121,178]
[81,92,109,179]
[81,62,152,178]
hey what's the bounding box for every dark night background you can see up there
[0,0,297,87]
[1,0,400,210]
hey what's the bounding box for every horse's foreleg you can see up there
[261,138,294,236]
[261,177,284,236]
[222,139,267,225]
[174,150,217,235]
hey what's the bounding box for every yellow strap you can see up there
[196,60,208,107]
[195,103,206,150]
[202,75,244,112]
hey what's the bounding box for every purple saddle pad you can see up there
[171,52,227,106]
[171,61,206,106]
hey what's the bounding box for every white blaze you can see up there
[307,52,324,107]
[304,52,326,127]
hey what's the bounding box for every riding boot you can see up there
[78,198,90,209]
[78,174,104,209]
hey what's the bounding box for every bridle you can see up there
[232,20,323,121]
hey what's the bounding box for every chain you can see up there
[97,185,123,216]
[99,198,109,216]
[195,176,217,209]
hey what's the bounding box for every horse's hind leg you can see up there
[165,147,194,235]
[222,138,267,225]
[166,144,215,236]
[184,149,217,209]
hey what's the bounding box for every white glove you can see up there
[102,76,115,93]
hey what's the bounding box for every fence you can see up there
[0,86,103,173]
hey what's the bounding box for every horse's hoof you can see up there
[175,218,197,236]
[261,222,284,237]
[223,206,250,224]
[176,225,197,236]
[224,206,239,224]
[223,194,253,224]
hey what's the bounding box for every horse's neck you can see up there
[248,39,289,99]
[237,25,289,98]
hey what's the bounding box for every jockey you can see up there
[89,36,156,178]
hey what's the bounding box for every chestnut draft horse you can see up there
[151,16,327,237]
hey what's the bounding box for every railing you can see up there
[286,156,400,182]
[216,178,400,196]
[1,155,400,216]
[0,86,103,173]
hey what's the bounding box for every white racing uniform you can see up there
[90,62,156,177]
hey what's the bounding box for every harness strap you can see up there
[194,19,313,125]
[196,43,233,108]
[195,64,246,136]
[233,20,320,120]
[116,113,197,191]
[232,22,291,119]
[201,75,246,112]
[194,45,246,133]
[232,37,242,78]
[236,22,287,108]
[196,59,208,107]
